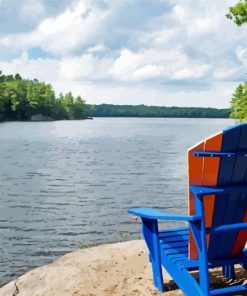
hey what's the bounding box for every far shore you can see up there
[0,116,233,124]
[0,240,246,296]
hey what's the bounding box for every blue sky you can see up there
[0,0,246,107]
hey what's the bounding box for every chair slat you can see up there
[159,229,188,238]
[165,247,188,255]
[160,241,188,250]
[160,235,188,243]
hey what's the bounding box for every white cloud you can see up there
[173,5,186,21]
[59,54,113,80]
[19,0,45,22]
[51,80,234,108]
[236,47,247,66]
[172,64,211,80]
[0,1,110,55]
[213,67,240,80]
[133,64,165,80]
[171,2,222,36]
[0,52,59,82]
[139,28,179,47]
[0,50,235,108]
[87,43,106,53]
[111,48,210,82]
[111,49,145,81]
[0,0,246,107]
[39,2,87,34]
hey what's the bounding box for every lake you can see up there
[0,118,233,284]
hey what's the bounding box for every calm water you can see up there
[0,118,233,284]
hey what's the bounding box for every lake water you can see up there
[0,118,233,284]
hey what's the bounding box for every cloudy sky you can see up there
[0,0,247,107]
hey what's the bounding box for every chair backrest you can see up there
[188,123,247,260]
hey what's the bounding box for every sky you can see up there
[0,0,247,108]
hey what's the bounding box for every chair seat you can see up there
[158,227,247,271]
[159,227,200,270]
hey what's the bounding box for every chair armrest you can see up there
[190,185,247,196]
[128,207,201,221]
[190,185,224,196]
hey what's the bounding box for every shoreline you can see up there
[0,117,231,123]
[0,240,246,296]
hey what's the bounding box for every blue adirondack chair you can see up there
[128,123,247,295]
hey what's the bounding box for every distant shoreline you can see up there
[0,116,232,123]
[87,104,230,119]
[0,103,231,123]
[0,117,233,123]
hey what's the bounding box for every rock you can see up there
[30,114,53,121]
[0,240,246,296]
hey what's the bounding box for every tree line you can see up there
[227,1,247,122]
[89,104,230,118]
[0,71,92,121]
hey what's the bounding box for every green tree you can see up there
[72,96,86,119]
[227,0,247,26]
[0,70,89,121]
[4,79,29,120]
[84,104,95,117]
[227,1,247,121]
[62,92,74,119]
[0,71,6,121]
[52,93,67,120]
[230,83,247,122]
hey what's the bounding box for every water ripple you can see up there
[0,118,233,284]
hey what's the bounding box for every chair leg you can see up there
[198,263,210,295]
[150,255,165,292]
[141,218,165,292]
[149,251,166,291]
[191,199,210,296]
[222,265,236,280]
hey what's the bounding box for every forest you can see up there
[0,71,91,121]
[90,104,230,118]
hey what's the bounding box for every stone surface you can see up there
[0,240,246,296]
[31,114,53,121]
